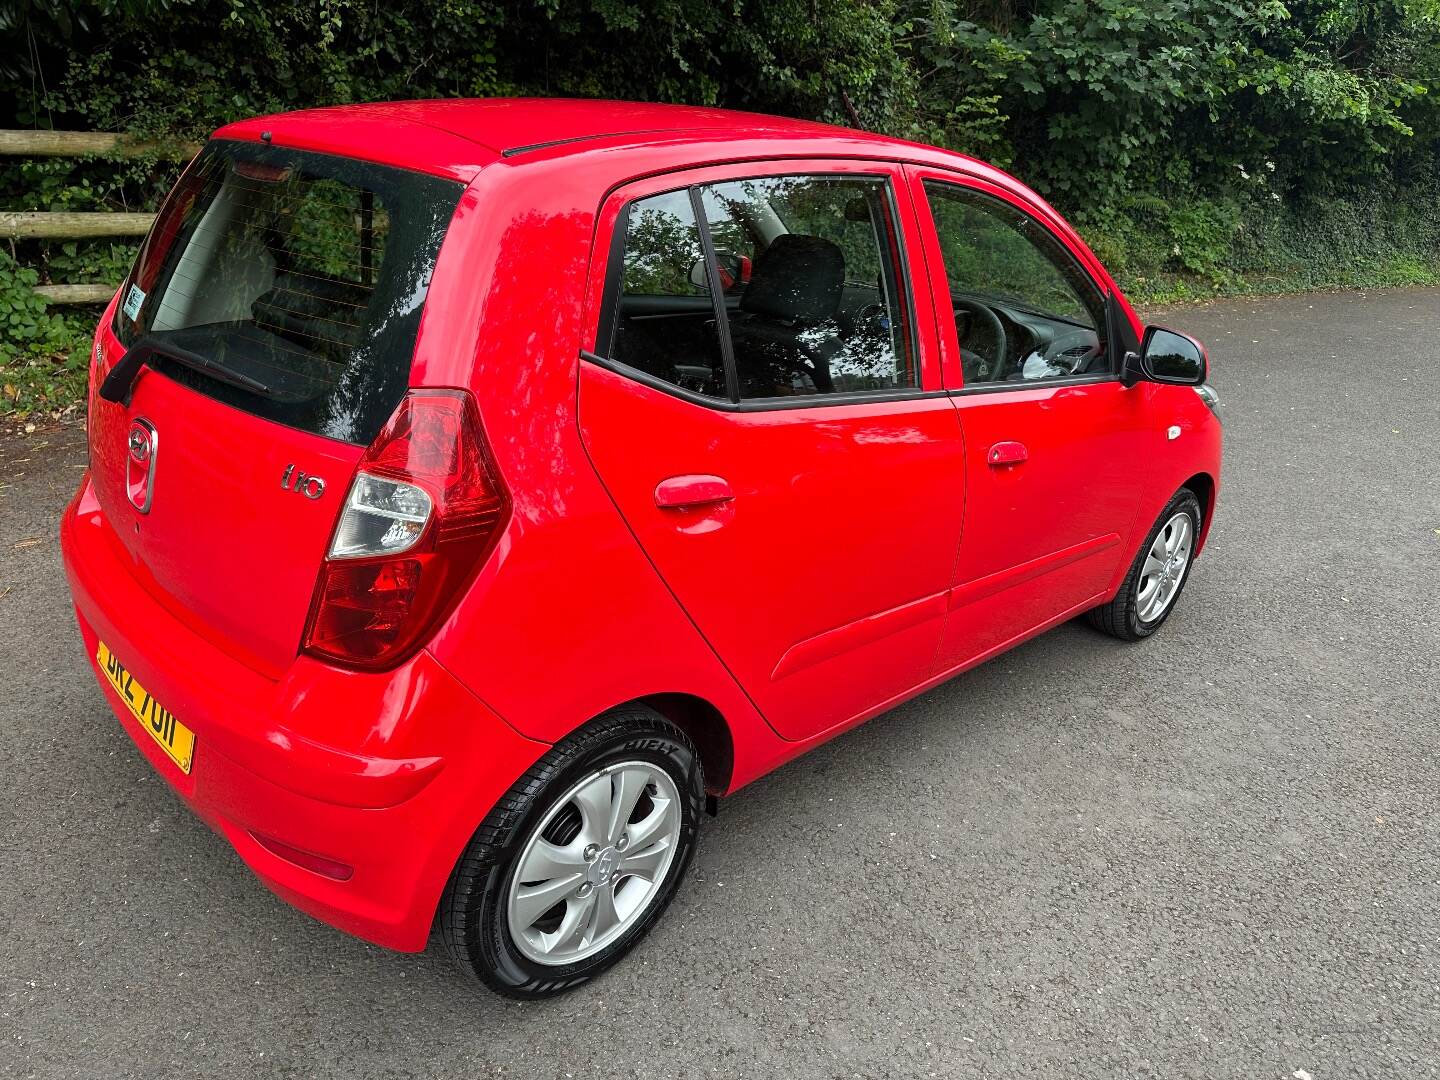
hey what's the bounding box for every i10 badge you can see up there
[125,417,158,513]
[281,463,326,500]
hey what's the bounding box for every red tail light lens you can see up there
[302,390,508,669]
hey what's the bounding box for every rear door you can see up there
[907,169,1152,671]
[88,140,463,676]
[579,160,965,743]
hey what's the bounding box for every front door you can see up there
[908,170,1153,671]
[579,161,964,742]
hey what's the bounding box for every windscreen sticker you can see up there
[121,283,146,321]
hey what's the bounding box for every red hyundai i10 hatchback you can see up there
[61,98,1221,997]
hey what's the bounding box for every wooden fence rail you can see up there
[1,130,185,304]
[1,211,157,240]
[32,283,117,304]
[0,129,200,160]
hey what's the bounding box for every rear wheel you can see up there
[1087,489,1203,641]
[440,705,703,998]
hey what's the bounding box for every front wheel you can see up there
[1087,489,1203,641]
[439,706,703,998]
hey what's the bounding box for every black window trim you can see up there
[580,348,950,412]
[919,176,1118,391]
[948,370,1118,398]
[593,200,632,363]
[689,185,743,403]
[594,168,927,412]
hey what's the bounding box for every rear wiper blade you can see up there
[100,334,273,404]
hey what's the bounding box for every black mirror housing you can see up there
[1120,349,1143,388]
[1137,325,1208,386]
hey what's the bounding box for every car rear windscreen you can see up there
[113,140,464,444]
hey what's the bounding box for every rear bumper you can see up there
[60,475,549,951]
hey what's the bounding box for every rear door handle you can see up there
[987,441,1028,467]
[654,474,735,509]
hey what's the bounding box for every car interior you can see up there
[609,177,914,399]
[116,147,462,443]
[948,290,1107,384]
[610,176,1113,396]
[150,168,382,366]
[925,181,1110,384]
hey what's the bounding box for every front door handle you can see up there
[654,474,735,509]
[987,441,1028,467]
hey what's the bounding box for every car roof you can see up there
[211,97,1117,322]
[212,97,983,180]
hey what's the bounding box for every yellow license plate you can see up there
[97,641,196,775]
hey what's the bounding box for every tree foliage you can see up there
[2,1,1433,205]
[2,1,1439,414]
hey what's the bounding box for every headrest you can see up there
[739,234,844,323]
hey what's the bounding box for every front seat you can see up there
[728,234,845,396]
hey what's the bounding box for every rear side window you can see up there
[610,191,728,399]
[114,141,464,444]
[602,173,916,405]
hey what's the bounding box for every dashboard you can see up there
[952,291,1106,384]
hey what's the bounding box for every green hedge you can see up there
[3,1,1438,415]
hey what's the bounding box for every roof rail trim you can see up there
[503,129,673,158]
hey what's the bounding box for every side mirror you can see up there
[1124,325,1208,387]
[687,251,751,294]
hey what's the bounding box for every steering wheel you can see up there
[777,323,838,393]
[952,298,1008,381]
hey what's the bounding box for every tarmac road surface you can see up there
[2,287,1437,1078]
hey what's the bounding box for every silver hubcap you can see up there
[1137,511,1194,623]
[506,761,681,966]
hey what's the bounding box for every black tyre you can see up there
[439,705,703,998]
[1086,488,1203,642]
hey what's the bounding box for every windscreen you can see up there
[113,140,464,444]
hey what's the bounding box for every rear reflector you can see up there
[302,390,508,670]
[250,831,354,881]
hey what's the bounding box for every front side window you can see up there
[603,173,916,404]
[923,182,1108,386]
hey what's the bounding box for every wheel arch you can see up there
[1180,471,1217,554]
[629,692,735,795]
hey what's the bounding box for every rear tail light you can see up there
[302,389,508,669]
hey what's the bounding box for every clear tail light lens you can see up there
[328,474,433,558]
[302,389,508,669]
